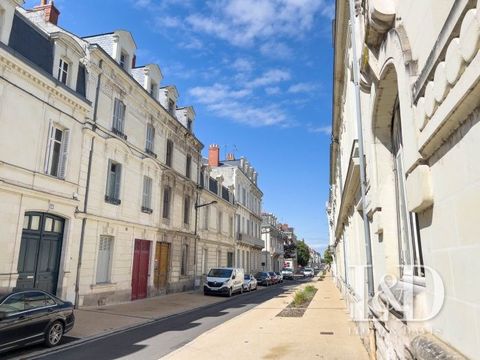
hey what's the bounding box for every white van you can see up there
[204,267,245,297]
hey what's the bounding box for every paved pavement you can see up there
[32,282,295,360]
[165,274,370,360]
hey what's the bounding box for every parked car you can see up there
[268,272,279,284]
[281,268,294,280]
[294,269,306,279]
[303,267,315,277]
[0,289,75,353]
[204,268,245,297]
[243,274,258,292]
[274,272,284,283]
[254,272,272,286]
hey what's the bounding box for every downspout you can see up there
[74,59,103,308]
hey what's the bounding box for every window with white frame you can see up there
[392,102,424,278]
[145,123,155,156]
[150,81,157,98]
[142,176,153,213]
[105,160,122,205]
[96,236,113,283]
[181,242,189,276]
[119,51,128,70]
[112,98,126,137]
[45,124,70,179]
[57,58,69,85]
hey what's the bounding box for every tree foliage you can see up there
[323,247,333,264]
[296,241,310,267]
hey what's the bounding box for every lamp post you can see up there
[193,196,217,288]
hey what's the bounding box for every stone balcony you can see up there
[236,232,265,249]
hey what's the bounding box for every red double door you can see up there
[131,239,151,300]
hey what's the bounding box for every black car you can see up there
[0,289,75,353]
[254,272,272,286]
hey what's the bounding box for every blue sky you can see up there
[26,0,334,254]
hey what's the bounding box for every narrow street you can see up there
[27,281,304,360]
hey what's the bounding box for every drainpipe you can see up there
[74,59,103,308]
[347,0,374,297]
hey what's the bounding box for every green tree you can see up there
[323,247,333,264]
[296,241,310,267]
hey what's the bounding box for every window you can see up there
[145,123,156,156]
[187,118,192,132]
[229,217,233,237]
[217,211,223,234]
[184,195,191,225]
[96,236,113,283]
[181,243,189,276]
[392,103,424,277]
[217,250,221,266]
[186,154,192,179]
[120,51,128,70]
[105,160,122,205]
[45,124,70,179]
[142,176,153,213]
[162,186,171,219]
[203,205,209,229]
[150,81,157,98]
[112,98,126,139]
[0,293,25,313]
[168,99,175,115]
[227,252,234,267]
[57,58,69,85]
[166,139,173,167]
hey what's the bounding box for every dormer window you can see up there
[57,58,69,85]
[120,51,129,70]
[168,99,175,115]
[150,82,158,98]
[187,118,192,132]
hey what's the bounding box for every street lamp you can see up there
[193,198,217,288]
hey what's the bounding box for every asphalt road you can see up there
[16,280,304,360]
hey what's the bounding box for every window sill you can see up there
[141,207,153,214]
[112,128,128,140]
[105,196,121,205]
[145,149,157,158]
[90,282,117,290]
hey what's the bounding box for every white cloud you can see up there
[265,87,281,95]
[249,69,291,88]
[259,41,293,59]
[308,124,331,135]
[288,82,318,93]
[155,15,184,29]
[179,37,204,50]
[231,58,254,73]
[186,0,333,47]
[188,83,290,127]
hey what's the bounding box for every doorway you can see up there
[131,239,151,300]
[154,242,170,290]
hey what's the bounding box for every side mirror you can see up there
[232,275,236,280]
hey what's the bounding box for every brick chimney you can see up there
[32,0,60,25]
[208,144,220,167]
[226,153,235,161]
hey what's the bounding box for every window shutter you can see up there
[106,159,112,197]
[114,164,122,200]
[44,120,53,173]
[113,99,119,130]
[58,129,70,179]
[96,236,112,283]
[120,101,126,132]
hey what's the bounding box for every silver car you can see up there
[243,274,258,292]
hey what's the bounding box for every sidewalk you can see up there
[68,290,227,339]
[164,275,370,360]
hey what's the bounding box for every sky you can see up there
[25,0,335,254]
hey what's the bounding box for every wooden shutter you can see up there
[96,236,112,283]
[114,164,122,200]
[58,129,70,179]
[44,120,53,173]
[142,176,152,208]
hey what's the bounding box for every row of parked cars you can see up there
[203,268,286,296]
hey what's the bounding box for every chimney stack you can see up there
[32,0,60,25]
[208,144,220,167]
[226,153,235,161]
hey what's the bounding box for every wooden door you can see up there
[154,242,170,289]
[131,239,150,300]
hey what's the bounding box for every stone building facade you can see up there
[208,145,264,274]
[328,0,480,359]
[261,213,285,272]
[0,0,204,306]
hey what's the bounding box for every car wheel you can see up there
[45,320,64,348]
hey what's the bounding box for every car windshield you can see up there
[244,275,250,280]
[208,269,232,278]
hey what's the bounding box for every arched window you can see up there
[392,101,424,277]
